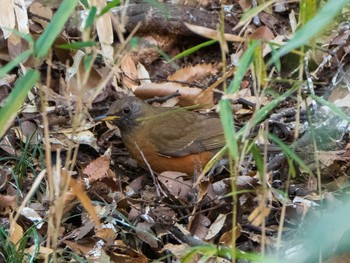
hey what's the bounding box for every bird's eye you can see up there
[122,107,131,115]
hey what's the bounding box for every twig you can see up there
[134,142,167,197]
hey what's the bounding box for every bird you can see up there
[95,96,226,175]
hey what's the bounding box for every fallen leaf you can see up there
[83,156,111,182]
[205,213,227,240]
[134,82,214,107]
[134,222,159,248]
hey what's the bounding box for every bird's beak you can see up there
[94,115,120,122]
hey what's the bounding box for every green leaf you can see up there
[0,70,40,138]
[34,0,79,58]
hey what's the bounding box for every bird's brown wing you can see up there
[148,110,225,157]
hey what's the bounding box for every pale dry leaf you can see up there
[328,86,349,103]
[137,62,151,85]
[289,9,297,33]
[20,207,44,229]
[0,0,15,39]
[318,150,348,167]
[167,63,219,83]
[333,93,350,108]
[248,206,271,226]
[205,213,227,240]
[14,0,29,34]
[263,34,286,57]
[94,0,113,63]
[185,23,246,42]
[0,135,16,155]
[26,246,54,259]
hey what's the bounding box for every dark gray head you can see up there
[97,96,150,131]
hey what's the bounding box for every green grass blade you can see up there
[268,133,312,175]
[269,0,348,64]
[99,0,120,17]
[85,6,97,30]
[34,0,78,58]
[252,84,299,126]
[219,98,239,161]
[0,50,32,79]
[311,94,350,123]
[235,0,276,29]
[56,41,96,50]
[228,41,260,93]
[0,70,40,138]
[170,39,217,62]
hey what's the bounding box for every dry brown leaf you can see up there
[83,156,110,182]
[69,178,102,230]
[66,220,95,241]
[187,214,210,240]
[238,0,252,10]
[219,224,242,246]
[63,238,96,255]
[248,206,271,226]
[9,221,23,249]
[96,228,116,245]
[158,171,193,201]
[134,82,214,107]
[126,175,146,197]
[135,222,158,248]
[120,53,139,89]
[162,243,191,260]
[109,240,148,263]
[250,26,275,41]
[0,195,16,215]
[29,2,52,29]
[167,64,220,82]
